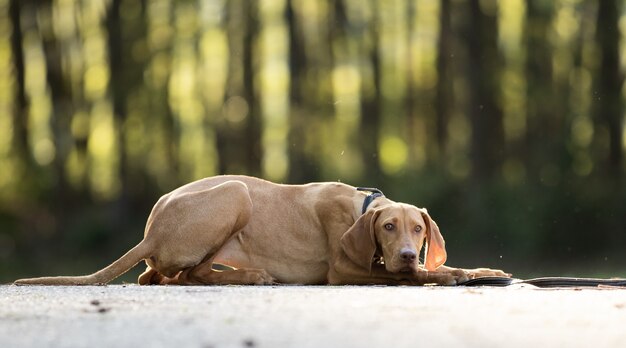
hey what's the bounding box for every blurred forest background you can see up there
[1,0,625,283]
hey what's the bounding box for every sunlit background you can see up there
[1,0,625,282]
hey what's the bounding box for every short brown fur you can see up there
[15,175,509,286]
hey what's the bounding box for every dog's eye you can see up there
[384,223,394,231]
[415,226,423,233]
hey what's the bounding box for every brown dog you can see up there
[15,175,509,286]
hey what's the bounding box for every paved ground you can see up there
[1,284,625,348]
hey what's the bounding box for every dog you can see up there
[15,175,509,286]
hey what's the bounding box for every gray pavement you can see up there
[1,284,625,348]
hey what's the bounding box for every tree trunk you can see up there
[106,0,138,225]
[9,0,31,165]
[466,0,504,182]
[435,0,452,162]
[524,0,554,179]
[218,0,261,176]
[359,2,383,186]
[39,0,72,203]
[595,0,623,179]
[286,0,317,183]
[243,1,261,177]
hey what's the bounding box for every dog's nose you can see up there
[399,249,417,263]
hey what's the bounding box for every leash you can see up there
[458,276,626,288]
[356,187,385,214]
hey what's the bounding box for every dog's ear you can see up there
[421,210,447,271]
[340,209,380,272]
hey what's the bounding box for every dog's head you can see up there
[340,203,447,273]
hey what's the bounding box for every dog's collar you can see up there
[356,187,385,214]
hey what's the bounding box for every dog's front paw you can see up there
[466,268,511,279]
[450,269,470,284]
[435,269,469,286]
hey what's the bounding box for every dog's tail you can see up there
[14,240,152,285]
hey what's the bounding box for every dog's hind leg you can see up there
[138,180,257,285]
[175,260,276,285]
[138,264,175,285]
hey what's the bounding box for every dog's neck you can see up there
[352,191,392,218]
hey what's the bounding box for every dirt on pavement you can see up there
[1,284,625,348]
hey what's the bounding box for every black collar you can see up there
[357,187,385,214]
